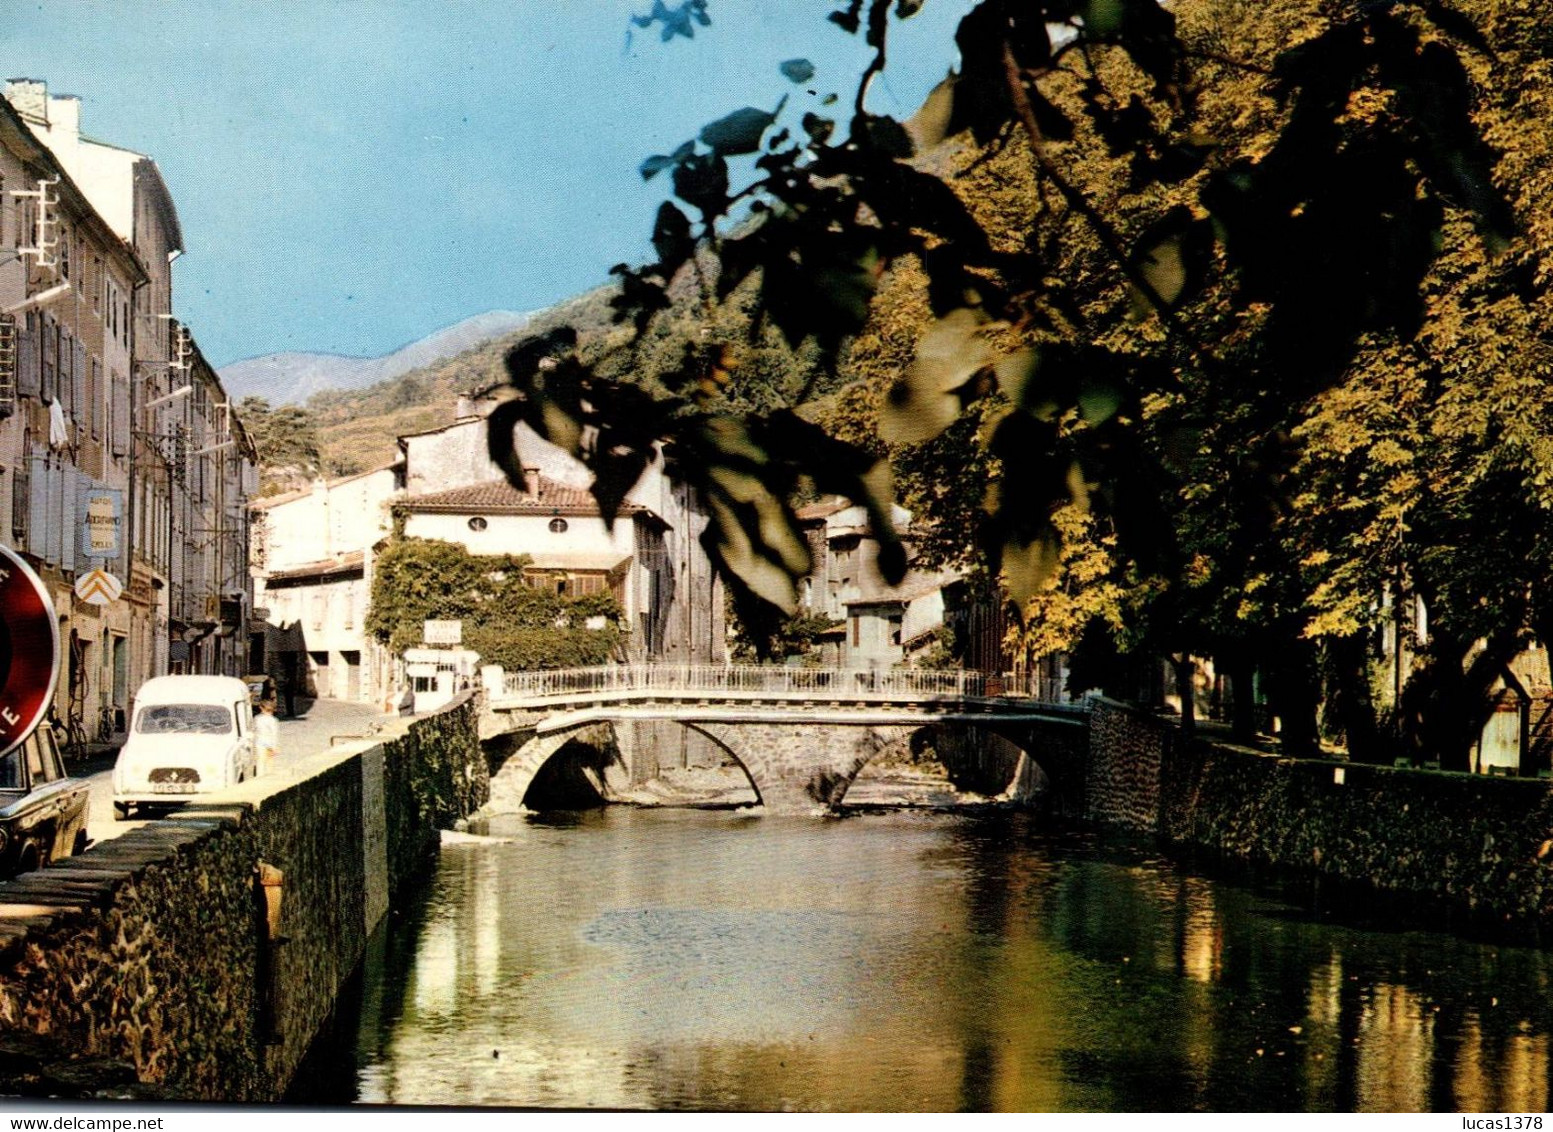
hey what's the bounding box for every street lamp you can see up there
[0,281,69,315]
[143,385,192,411]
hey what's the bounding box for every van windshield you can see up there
[135,704,233,735]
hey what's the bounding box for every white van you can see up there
[113,675,259,820]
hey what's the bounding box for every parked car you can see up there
[242,673,276,707]
[113,675,258,820]
[0,721,90,878]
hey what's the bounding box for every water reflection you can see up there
[302,810,1553,1111]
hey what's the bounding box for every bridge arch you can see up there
[489,715,1081,815]
[837,721,1046,808]
[489,719,769,812]
[489,723,618,811]
[687,721,919,814]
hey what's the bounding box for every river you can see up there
[295,808,1553,1112]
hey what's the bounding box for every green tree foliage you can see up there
[728,607,844,663]
[366,537,624,670]
[475,0,1553,767]
[237,396,325,492]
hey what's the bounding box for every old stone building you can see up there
[250,462,402,706]
[0,80,257,741]
[249,395,727,709]
[398,397,724,665]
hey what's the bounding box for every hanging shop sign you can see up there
[74,568,123,606]
[0,544,58,757]
[77,485,122,561]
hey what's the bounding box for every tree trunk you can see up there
[1223,651,1258,743]
[1269,641,1319,755]
[1326,633,1384,763]
[1172,654,1196,739]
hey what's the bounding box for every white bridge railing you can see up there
[500,664,993,702]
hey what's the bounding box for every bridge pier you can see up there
[482,672,1089,817]
[686,722,915,814]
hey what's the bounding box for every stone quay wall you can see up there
[1079,697,1553,934]
[1084,697,1173,832]
[0,694,486,1101]
[1156,742,1553,933]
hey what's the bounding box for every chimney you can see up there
[4,79,48,125]
[50,95,80,140]
[523,467,541,497]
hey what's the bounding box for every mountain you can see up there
[218,310,536,406]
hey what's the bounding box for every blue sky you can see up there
[8,1,971,368]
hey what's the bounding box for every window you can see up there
[467,516,488,532]
[548,517,568,533]
[11,457,27,549]
[92,256,101,314]
[57,223,69,279]
[573,574,605,597]
[0,748,19,790]
[25,731,48,782]
[135,704,233,735]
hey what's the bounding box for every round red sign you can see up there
[0,544,58,758]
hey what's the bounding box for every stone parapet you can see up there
[0,694,485,1101]
[1156,741,1553,934]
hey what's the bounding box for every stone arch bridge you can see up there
[483,665,1088,815]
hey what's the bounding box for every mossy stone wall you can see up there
[0,694,485,1101]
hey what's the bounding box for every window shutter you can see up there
[60,465,77,573]
[15,319,38,398]
[111,370,129,457]
[73,338,85,428]
[10,459,28,551]
[29,456,50,564]
[89,356,101,438]
[41,317,56,404]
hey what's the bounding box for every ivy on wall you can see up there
[366,537,624,670]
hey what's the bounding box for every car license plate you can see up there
[149,783,193,794]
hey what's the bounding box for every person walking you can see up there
[255,698,280,774]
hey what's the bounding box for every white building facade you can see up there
[250,463,401,706]
[0,81,257,742]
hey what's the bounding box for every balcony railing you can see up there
[500,664,993,702]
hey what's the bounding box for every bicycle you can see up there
[62,713,88,759]
[96,703,118,743]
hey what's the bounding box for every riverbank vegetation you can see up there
[475,0,1553,772]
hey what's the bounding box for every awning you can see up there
[523,552,631,573]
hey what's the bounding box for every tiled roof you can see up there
[795,497,850,521]
[399,475,645,517]
[263,550,365,582]
[249,460,402,511]
[843,569,958,607]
